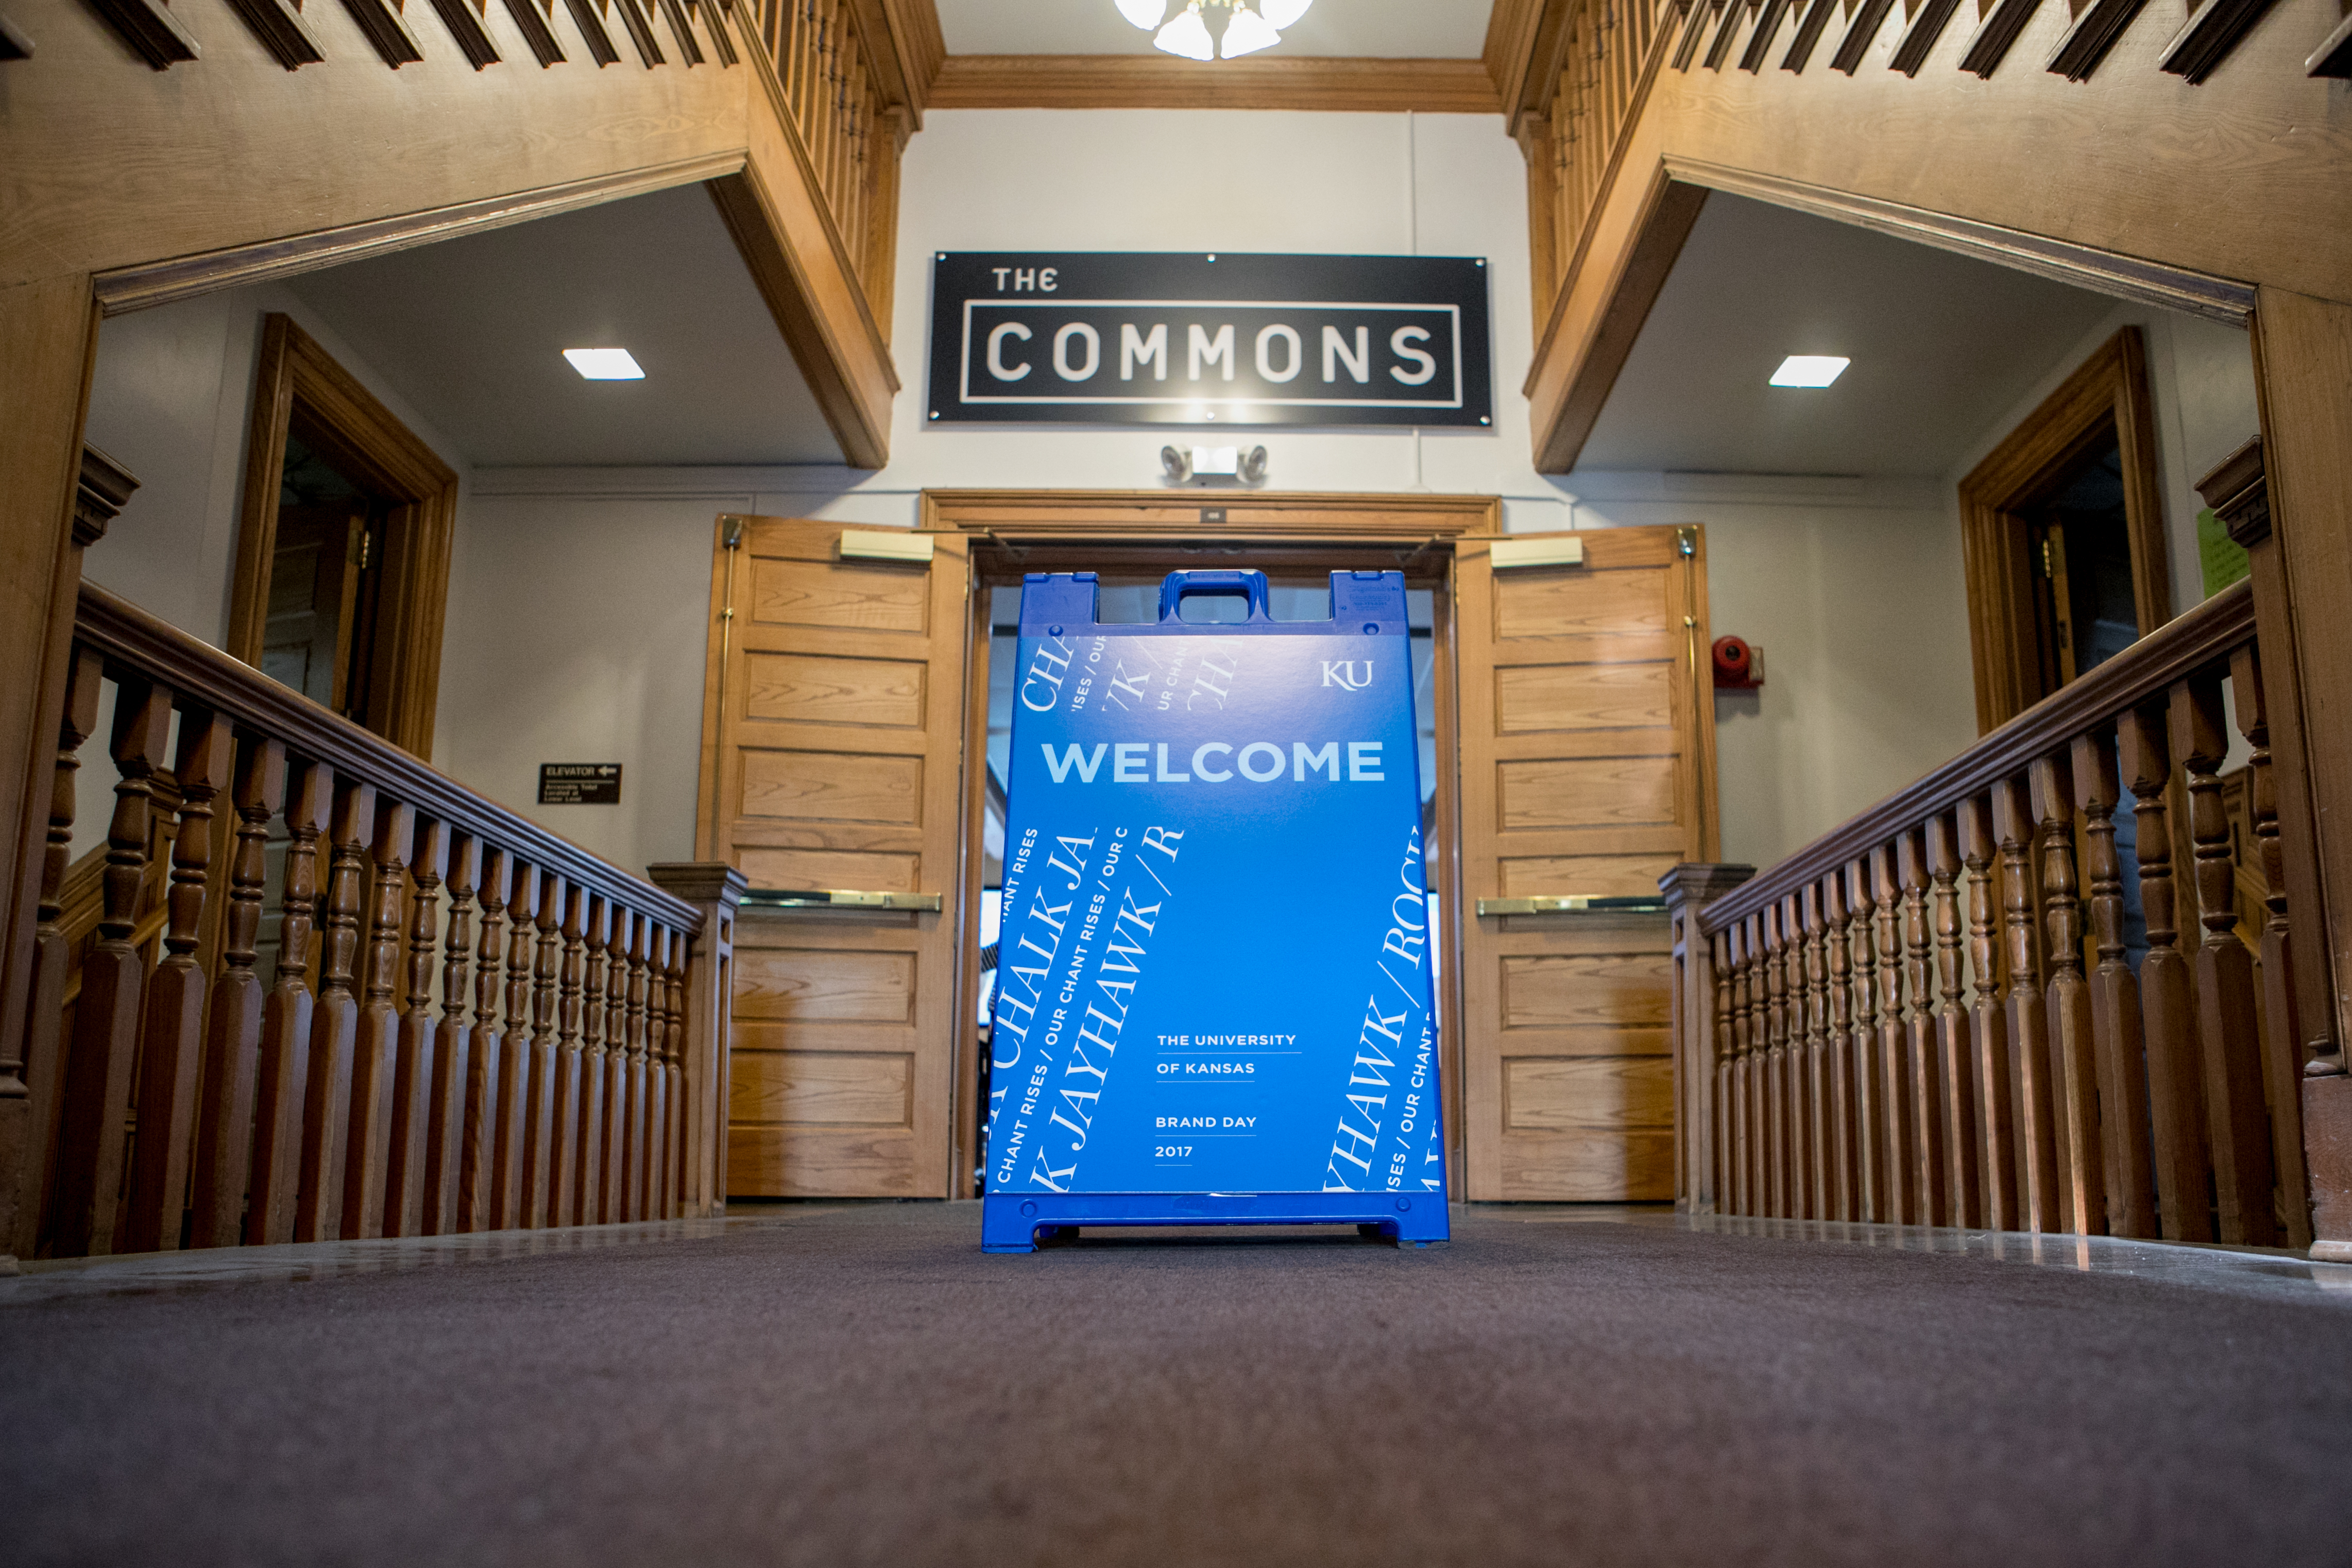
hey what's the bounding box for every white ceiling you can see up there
[934,0,1492,57]
[1576,193,2121,476]
[288,183,843,469]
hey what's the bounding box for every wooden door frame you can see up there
[226,313,459,758]
[925,488,1497,1199]
[1956,325,2173,735]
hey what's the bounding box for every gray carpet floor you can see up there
[5,1204,2351,1566]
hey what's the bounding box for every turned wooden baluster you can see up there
[2032,752,2106,1235]
[124,706,235,1253]
[1720,920,1745,1214]
[1735,914,1760,1216]
[425,833,479,1236]
[602,910,638,1224]
[2118,702,2211,1241]
[1801,883,1831,1222]
[1786,893,1813,1221]
[2176,673,2278,1246]
[1869,844,1912,1225]
[296,779,373,1243]
[664,929,688,1218]
[1959,793,2018,1231]
[522,873,564,1227]
[492,859,538,1231]
[1722,931,1740,1213]
[12,648,105,1257]
[575,895,611,1226]
[385,815,447,1238]
[190,736,284,1249]
[1992,775,2060,1233]
[1846,860,1883,1223]
[461,848,510,1233]
[1927,812,1979,1231]
[2073,728,2157,1238]
[662,926,688,1218]
[1897,828,1946,1228]
[2230,641,2311,1248]
[1766,903,1793,1219]
[550,881,587,1228]
[1823,871,1858,1222]
[645,923,673,1220]
[612,911,647,1223]
[630,926,662,1221]
[51,676,173,1256]
[340,795,410,1240]
[247,760,330,1246]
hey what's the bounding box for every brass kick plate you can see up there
[742,888,944,912]
[1476,895,1668,916]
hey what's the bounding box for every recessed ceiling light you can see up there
[564,347,645,380]
[1769,354,1849,388]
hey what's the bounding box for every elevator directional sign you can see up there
[980,569,1448,1252]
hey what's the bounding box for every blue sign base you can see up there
[981,1191,1450,1253]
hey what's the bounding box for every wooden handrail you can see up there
[76,580,698,934]
[1665,571,2307,1252]
[1698,579,2255,935]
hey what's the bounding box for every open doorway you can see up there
[1957,325,2173,733]
[228,313,458,756]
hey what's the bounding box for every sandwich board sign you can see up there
[980,568,1447,1252]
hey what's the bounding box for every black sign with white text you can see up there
[539,763,621,806]
[926,252,1491,429]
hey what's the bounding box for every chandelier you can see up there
[1116,0,1314,60]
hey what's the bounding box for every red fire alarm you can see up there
[1713,635,1764,690]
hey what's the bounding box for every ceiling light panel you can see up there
[564,347,646,380]
[1768,354,1849,388]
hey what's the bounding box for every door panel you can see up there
[700,516,970,1198]
[1457,526,1714,1201]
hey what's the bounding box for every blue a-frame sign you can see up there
[980,568,1448,1252]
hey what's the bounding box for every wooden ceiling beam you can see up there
[927,54,1502,113]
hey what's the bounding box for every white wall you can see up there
[1567,474,1975,868]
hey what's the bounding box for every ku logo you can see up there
[1320,660,1374,690]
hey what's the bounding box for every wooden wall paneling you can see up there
[1458,526,1713,1200]
[2249,290,2352,1259]
[0,279,100,1263]
[703,516,968,1197]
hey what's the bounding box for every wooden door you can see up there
[697,517,972,1197]
[1456,526,1716,1200]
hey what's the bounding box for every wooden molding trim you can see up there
[75,445,140,550]
[926,55,1502,113]
[227,313,460,758]
[90,152,747,317]
[1955,325,2173,734]
[1527,170,1709,472]
[1483,0,1553,124]
[921,489,1502,539]
[1699,577,2256,934]
[1660,158,2258,325]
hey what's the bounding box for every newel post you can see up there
[645,863,744,1219]
[1661,863,1754,1214]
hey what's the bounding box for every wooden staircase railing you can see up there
[1663,567,2317,1245]
[8,575,743,1261]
